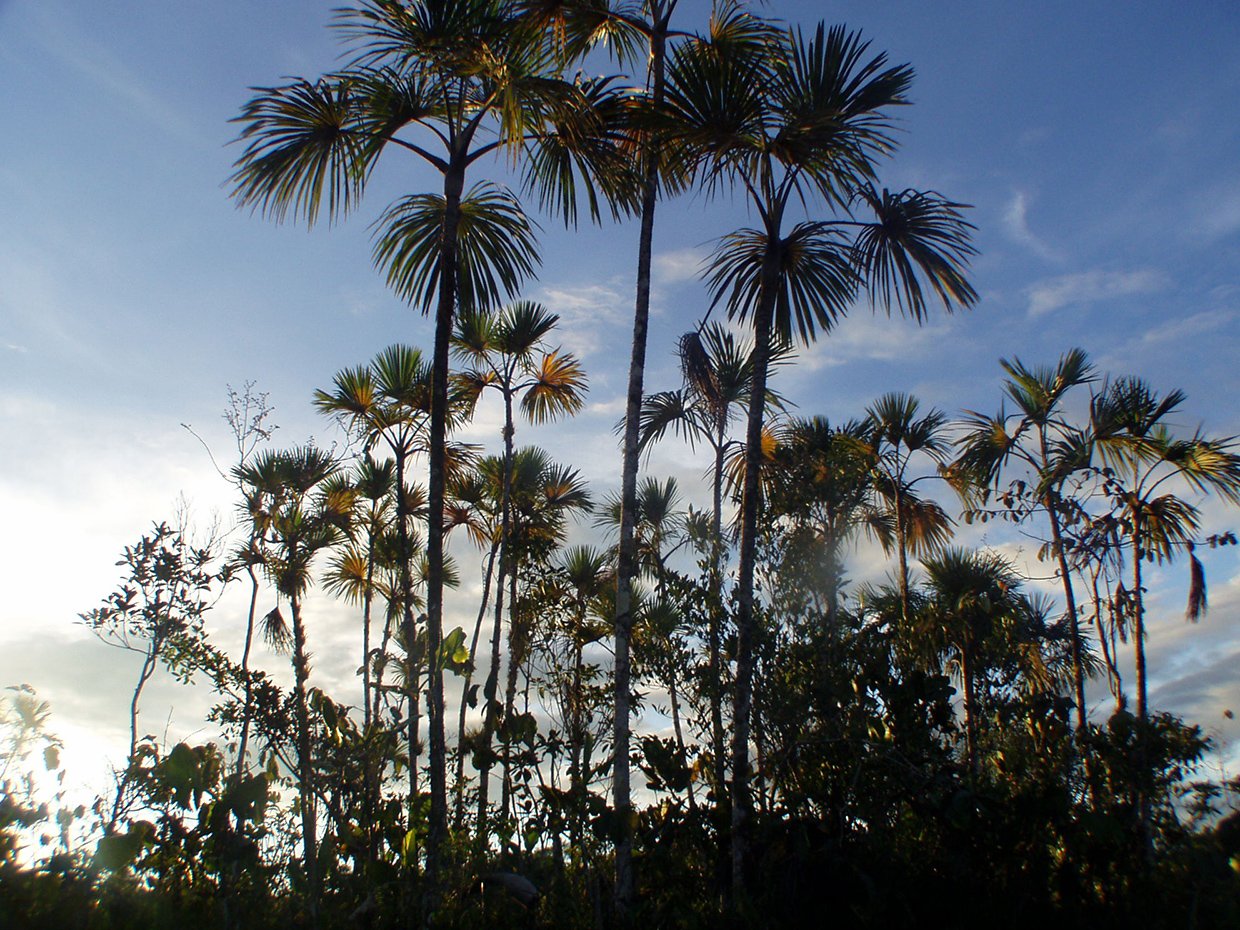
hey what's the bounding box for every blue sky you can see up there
[2,0,1240,793]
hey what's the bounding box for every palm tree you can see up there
[452,300,587,836]
[322,456,396,872]
[463,448,592,833]
[1089,377,1240,723]
[324,457,397,731]
[951,349,1097,729]
[761,416,884,628]
[639,325,779,562]
[917,548,1047,779]
[230,0,625,870]
[315,346,441,811]
[864,392,955,625]
[663,16,977,893]
[556,545,613,814]
[235,446,348,927]
[493,448,592,824]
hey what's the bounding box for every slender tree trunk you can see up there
[569,618,585,807]
[893,468,911,624]
[1131,508,1147,724]
[457,541,498,828]
[108,642,160,835]
[236,561,261,780]
[1040,430,1088,731]
[394,447,420,789]
[290,594,319,929]
[667,660,696,810]
[363,531,377,732]
[731,242,780,903]
[476,391,517,840]
[373,610,395,726]
[708,436,728,795]
[1130,501,1154,864]
[423,158,465,917]
[961,639,978,782]
[613,18,671,915]
[501,567,522,822]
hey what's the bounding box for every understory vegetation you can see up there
[3,1,1240,928]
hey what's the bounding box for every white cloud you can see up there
[1026,268,1169,319]
[653,247,709,285]
[535,282,628,358]
[1193,182,1240,240]
[586,395,626,417]
[1140,308,1236,346]
[1002,191,1060,261]
[792,308,956,372]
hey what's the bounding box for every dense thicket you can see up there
[4,2,1240,928]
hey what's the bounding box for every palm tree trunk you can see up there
[501,566,522,822]
[708,435,728,795]
[394,446,420,797]
[1131,507,1148,724]
[732,243,780,902]
[613,16,671,914]
[357,531,380,874]
[476,392,517,840]
[961,639,978,782]
[290,594,319,928]
[1039,429,1088,731]
[1130,502,1155,865]
[456,541,498,828]
[235,561,261,781]
[424,161,465,895]
[894,472,911,624]
[362,531,377,732]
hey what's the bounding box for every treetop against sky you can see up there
[1,0,1239,791]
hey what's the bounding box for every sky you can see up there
[2,0,1240,802]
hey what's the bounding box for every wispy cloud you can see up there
[1140,308,1236,346]
[793,308,955,372]
[654,247,708,285]
[3,342,28,353]
[1026,268,1168,318]
[1192,180,1240,240]
[1002,191,1059,261]
[586,395,626,417]
[535,282,628,357]
[29,2,207,148]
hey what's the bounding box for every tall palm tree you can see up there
[1089,377,1240,723]
[952,349,1097,729]
[230,0,625,870]
[322,456,395,873]
[235,446,348,927]
[663,17,977,893]
[452,300,587,836]
[323,456,398,731]
[493,448,592,824]
[556,545,613,814]
[315,346,440,815]
[864,392,955,624]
